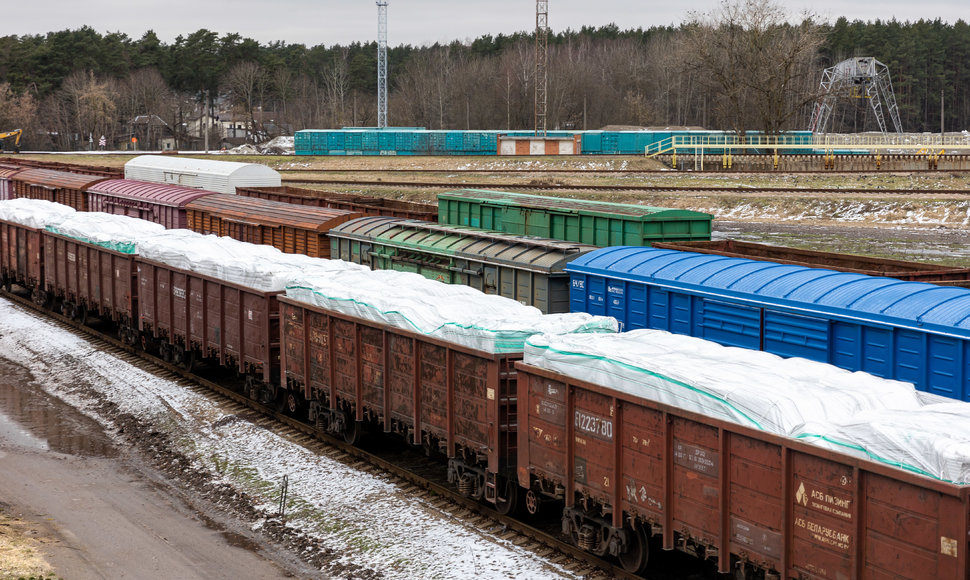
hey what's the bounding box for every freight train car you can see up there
[124,155,281,194]
[278,295,523,509]
[567,246,970,400]
[516,330,970,578]
[294,128,815,156]
[437,189,712,246]
[9,168,110,211]
[0,165,22,200]
[295,129,573,156]
[328,216,597,313]
[652,240,970,284]
[86,179,217,228]
[184,194,359,258]
[235,185,437,221]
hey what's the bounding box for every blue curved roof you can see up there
[566,246,970,334]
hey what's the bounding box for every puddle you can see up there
[0,359,116,457]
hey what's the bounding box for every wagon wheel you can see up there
[60,301,75,319]
[2,276,11,293]
[493,477,521,516]
[524,489,541,516]
[343,418,362,445]
[285,391,306,419]
[182,349,196,372]
[160,343,174,364]
[617,526,650,574]
[76,306,88,325]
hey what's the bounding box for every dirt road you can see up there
[0,359,315,579]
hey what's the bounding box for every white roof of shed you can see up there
[123,155,281,195]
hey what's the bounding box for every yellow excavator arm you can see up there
[0,129,23,152]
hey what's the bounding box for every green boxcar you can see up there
[436,189,712,246]
[328,216,598,313]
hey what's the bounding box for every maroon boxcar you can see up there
[42,230,139,341]
[515,362,970,578]
[136,257,281,382]
[236,185,438,222]
[0,217,44,299]
[86,179,217,229]
[0,165,22,200]
[278,295,520,511]
[10,168,109,211]
[185,194,359,258]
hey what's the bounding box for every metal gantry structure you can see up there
[534,0,548,137]
[376,1,389,129]
[810,57,903,134]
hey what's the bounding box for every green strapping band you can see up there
[524,338,765,430]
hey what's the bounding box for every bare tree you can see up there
[322,53,349,128]
[224,61,266,141]
[682,0,824,135]
[0,83,38,148]
[58,71,118,150]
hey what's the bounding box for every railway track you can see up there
[281,177,970,196]
[0,286,675,580]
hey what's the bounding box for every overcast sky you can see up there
[3,1,966,47]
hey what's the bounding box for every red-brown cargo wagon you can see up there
[653,239,970,283]
[516,362,970,578]
[86,179,217,229]
[236,185,438,222]
[42,231,139,340]
[137,257,281,381]
[0,165,22,200]
[0,218,44,299]
[185,194,359,258]
[278,295,520,511]
[9,168,108,211]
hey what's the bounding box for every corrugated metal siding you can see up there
[567,246,970,399]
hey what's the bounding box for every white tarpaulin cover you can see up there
[46,212,167,253]
[524,329,970,484]
[136,229,368,292]
[0,199,76,229]
[285,269,619,354]
[798,403,970,484]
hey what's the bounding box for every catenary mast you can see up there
[377,1,389,129]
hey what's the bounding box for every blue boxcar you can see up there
[566,246,970,401]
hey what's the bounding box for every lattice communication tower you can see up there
[534,0,548,136]
[809,57,902,134]
[377,1,389,129]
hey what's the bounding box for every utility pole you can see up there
[377,1,389,129]
[534,0,548,136]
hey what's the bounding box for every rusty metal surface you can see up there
[279,297,519,475]
[0,220,43,291]
[236,185,438,221]
[653,239,970,281]
[137,258,281,382]
[516,362,970,579]
[43,232,137,322]
[185,193,361,258]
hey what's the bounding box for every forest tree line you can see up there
[1,3,969,151]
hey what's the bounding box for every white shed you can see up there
[123,156,281,195]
